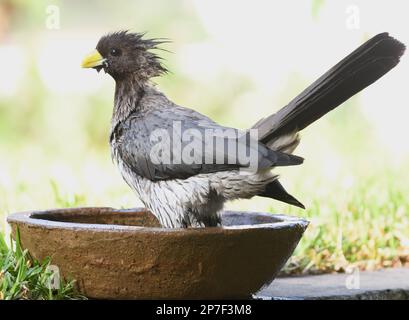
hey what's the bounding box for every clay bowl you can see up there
[7,207,308,299]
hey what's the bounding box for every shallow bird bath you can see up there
[7,207,308,299]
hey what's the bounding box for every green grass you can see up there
[0,229,85,300]
[281,173,409,275]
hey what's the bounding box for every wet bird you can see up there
[82,31,405,228]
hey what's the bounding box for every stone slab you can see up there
[256,268,409,300]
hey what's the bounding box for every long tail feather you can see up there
[254,33,405,145]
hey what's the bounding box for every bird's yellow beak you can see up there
[81,49,105,68]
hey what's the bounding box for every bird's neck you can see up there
[112,74,146,128]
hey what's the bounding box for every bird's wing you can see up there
[117,107,303,181]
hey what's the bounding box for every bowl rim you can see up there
[7,206,309,234]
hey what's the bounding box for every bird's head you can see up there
[81,31,167,82]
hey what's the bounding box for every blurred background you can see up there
[0,0,408,274]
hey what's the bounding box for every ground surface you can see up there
[257,267,409,300]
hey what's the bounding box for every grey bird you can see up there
[82,31,405,228]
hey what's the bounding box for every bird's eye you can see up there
[110,48,121,56]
